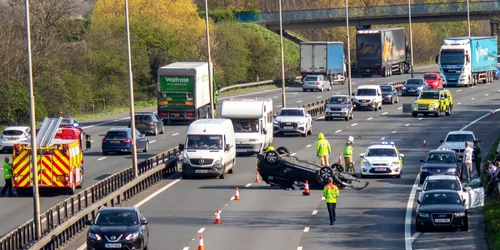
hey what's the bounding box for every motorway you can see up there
[1,63,496,249]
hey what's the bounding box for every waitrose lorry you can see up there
[356,28,410,77]
[436,37,497,86]
[157,62,216,123]
[300,41,346,84]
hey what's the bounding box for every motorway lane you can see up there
[66,77,500,250]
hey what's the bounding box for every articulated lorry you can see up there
[356,28,410,77]
[300,41,346,84]
[157,62,217,124]
[436,37,497,86]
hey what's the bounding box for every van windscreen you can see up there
[232,119,259,133]
[187,135,223,150]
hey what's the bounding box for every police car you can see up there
[359,141,404,178]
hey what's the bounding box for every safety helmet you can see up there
[347,136,354,142]
[267,146,275,151]
[318,133,325,139]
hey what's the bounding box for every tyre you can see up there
[153,127,158,136]
[373,106,377,111]
[160,126,165,134]
[265,151,280,165]
[331,163,344,172]
[416,220,423,232]
[461,219,469,231]
[412,113,418,117]
[182,173,188,179]
[344,116,349,121]
[103,151,109,155]
[435,109,441,117]
[350,112,354,120]
[318,166,334,184]
[445,106,451,116]
[228,159,235,174]
[276,147,290,156]
[143,142,149,152]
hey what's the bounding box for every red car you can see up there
[423,73,444,89]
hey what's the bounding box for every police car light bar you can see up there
[369,141,395,145]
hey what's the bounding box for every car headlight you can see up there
[430,103,437,109]
[418,212,430,218]
[273,120,278,125]
[412,103,417,108]
[341,108,347,111]
[361,161,371,168]
[454,212,466,217]
[390,161,400,167]
[88,232,102,240]
[125,232,139,240]
[298,121,305,125]
[420,168,428,172]
[353,98,358,102]
[183,154,190,164]
[214,157,223,165]
[447,168,456,173]
[402,86,407,89]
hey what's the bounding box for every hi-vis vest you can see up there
[323,183,339,203]
[343,145,353,157]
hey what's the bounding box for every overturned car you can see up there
[257,146,369,190]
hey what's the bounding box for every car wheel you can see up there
[373,106,377,111]
[396,174,401,178]
[228,159,235,174]
[350,111,354,120]
[461,219,469,231]
[276,147,290,156]
[331,163,344,172]
[303,88,307,92]
[102,151,109,155]
[160,125,165,134]
[325,117,330,121]
[182,173,188,179]
[445,106,451,116]
[265,151,280,165]
[416,219,424,232]
[318,166,334,183]
[143,142,149,152]
[435,109,441,117]
[412,113,418,117]
[344,116,349,121]
[308,126,312,135]
[301,132,306,137]
[153,127,158,136]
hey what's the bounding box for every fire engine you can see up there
[12,117,91,195]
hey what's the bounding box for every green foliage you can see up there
[199,9,235,23]
[483,137,500,250]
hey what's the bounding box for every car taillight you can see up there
[186,113,194,117]
[317,81,320,85]
[146,122,154,126]
[102,138,108,143]
[123,139,131,143]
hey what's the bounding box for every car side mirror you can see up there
[225,144,231,152]
[178,144,185,151]
[306,113,311,117]
[141,219,148,225]
[416,187,422,192]
[85,134,92,150]
[416,199,421,204]
[400,154,405,158]
[273,113,278,118]
[420,159,425,163]
[262,129,267,135]
[440,140,444,143]
[85,219,92,225]
[359,153,365,158]
[464,186,472,191]
[466,54,470,63]
[435,55,439,64]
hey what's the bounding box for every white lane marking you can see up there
[306,144,312,148]
[461,107,500,131]
[370,79,374,81]
[150,140,156,144]
[405,124,410,127]
[90,140,95,142]
[198,228,206,233]
[276,105,282,108]
[245,183,252,188]
[471,86,476,89]
[382,112,388,115]
[297,100,303,103]
[297,247,303,250]
[172,133,179,136]
[273,96,278,98]
[291,153,297,156]
[351,123,358,127]
[457,102,462,105]
[335,130,342,133]
[97,157,106,161]
[471,97,476,101]
[293,92,298,95]
[81,116,131,129]
[312,210,318,215]
[485,94,489,96]
[398,107,403,110]
[418,118,423,120]
[304,227,310,232]
[457,89,462,92]
[321,196,325,200]
[315,116,325,120]
[316,96,323,99]
[404,173,421,250]
[367,117,373,120]
[335,92,340,94]
[411,232,421,243]
[183,247,190,250]
[381,137,385,140]
[77,178,182,250]
[230,196,235,201]
[392,130,397,134]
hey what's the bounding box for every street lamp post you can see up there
[467,0,471,36]
[408,0,415,78]
[24,0,41,240]
[204,0,215,118]
[345,0,352,97]
[124,0,139,177]
[278,0,286,108]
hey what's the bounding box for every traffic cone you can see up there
[490,109,495,115]
[214,210,222,224]
[337,154,343,165]
[422,138,427,147]
[198,235,205,250]
[234,187,240,200]
[254,169,261,183]
[303,180,310,196]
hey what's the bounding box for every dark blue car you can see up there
[102,128,149,155]
[419,150,462,184]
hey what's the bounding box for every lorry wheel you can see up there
[412,113,418,117]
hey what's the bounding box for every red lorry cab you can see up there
[423,73,444,89]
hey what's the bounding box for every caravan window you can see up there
[232,119,259,133]
[186,135,223,150]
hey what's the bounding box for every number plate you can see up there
[175,114,180,117]
[284,126,293,129]
[236,149,247,153]
[419,107,428,110]
[8,138,17,141]
[448,78,456,81]
[111,140,120,144]
[360,103,368,106]
[195,169,208,174]
[331,113,340,116]
[434,218,450,223]
[365,69,370,72]
[105,243,122,248]
[375,167,386,171]
[408,89,416,92]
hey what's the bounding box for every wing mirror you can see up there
[440,140,444,143]
[141,219,148,225]
[416,187,422,192]
[306,113,311,117]
[178,143,185,151]
[85,219,92,225]
[262,129,267,135]
[400,154,405,158]
[273,113,278,118]
[85,134,92,150]
[225,144,231,152]
[420,159,425,163]
[359,153,365,158]
[416,199,421,204]
[464,186,472,191]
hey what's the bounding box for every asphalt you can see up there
[58,64,500,250]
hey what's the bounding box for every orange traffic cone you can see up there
[198,235,205,250]
[337,154,343,165]
[214,210,222,224]
[422,138,427,147]
[234,187,240,200]
[490,109,495,115]
[254,169,261,183]
[303,180,310,196]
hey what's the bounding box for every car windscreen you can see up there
[421,192,461,205]
[380,86,392,92]
[3,130,24,136]
[186,135,223,150]
[328,97,348,104]
[405,79,423,85]
[419,92,439,99]
[424,180,461,192]
[95,211,139,226]
[424,74,437,80]
[61,118,73,124]
[135,115,153,121]
[366,148,397,157]
[304,76,318,81]
[105,131,128,139]
[445,134,474,143]
[232,119,259,133]
[425,153,456,163]
[278,109,304,116]
[356,89,377,96]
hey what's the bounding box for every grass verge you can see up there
[483,136,500,250]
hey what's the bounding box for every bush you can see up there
[199,9,235,23]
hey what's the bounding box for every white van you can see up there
[179,119,236,179]
[221,98,273,154]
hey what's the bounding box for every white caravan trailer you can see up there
[221,98,273,154]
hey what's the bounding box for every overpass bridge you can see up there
[236,1,500,35]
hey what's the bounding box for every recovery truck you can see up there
[436,37,497,86]
[12,117,91,195]
[300,41,346,84]
[356,28,410,77]
[157,62,218,124]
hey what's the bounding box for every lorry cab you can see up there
[221,98,273,154]
[179,119,236,179]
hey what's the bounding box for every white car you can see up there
[273,107,312,137]
[417,175,471,207]
[359,141,404,178]
[353,85,383,111]
[438,131,477,160]
[0,126,30,152]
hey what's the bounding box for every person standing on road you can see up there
[343,136,355,174]
[473,140,482,178]
[316,133,331,167]
[1,157,13,197]
[463,141,474,183]
[323,177,339,225]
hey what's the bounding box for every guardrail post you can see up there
[57,205,61,225]
[84,190,89,207]
[64,201,68,220]
[77,193,82,212]
[70,197,75,216]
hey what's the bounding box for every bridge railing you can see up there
[236,1,500,22]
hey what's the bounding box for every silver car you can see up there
[302,75,331,92]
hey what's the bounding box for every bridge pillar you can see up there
[490,21,498,36]
[356,25,371,31]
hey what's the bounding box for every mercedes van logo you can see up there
[111,235,116,240]
[437,169,441,173]
[199,159,205,164]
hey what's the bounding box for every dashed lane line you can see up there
[382,112,388,115]
[418,118,423,120]
[172,133,179,136]
[304,227,310,232]
[457,102,462,105]
[381,137,385,140]
[457,89,462,92]
[306,144,312,148]
[335,130,342,133]
[183,247,190,250]
[367,117,373,120]
[97,157,106,161]
[273,96,278,98]
[245,183,252,188]
[411,232,421,243]
[398,107,402,110]
[312,210,318,215]
[471,97,476,101]
[297,100,303,103]
[485,94,489,96]
[276,105,282,108]
[149,140,156,144]
[392,130,397,133]
[351,123,358,127]
[316,96,322,99]
[297,247,304,250]
[291,153,297,156]
[405,124,410,127]
[198,228,206,234]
